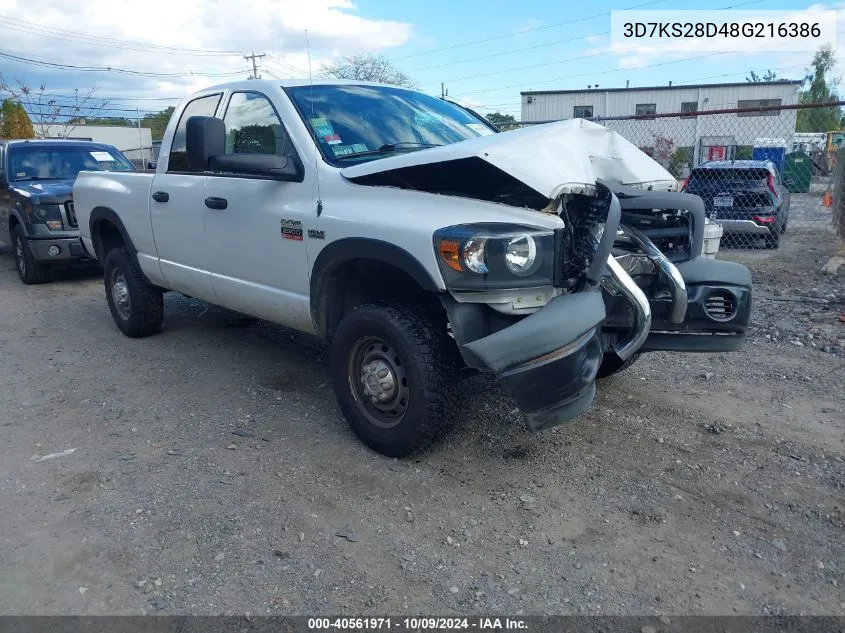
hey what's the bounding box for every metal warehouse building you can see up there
[521,80,803,167]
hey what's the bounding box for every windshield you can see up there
[8,145,134,181]
[285,84,496,166]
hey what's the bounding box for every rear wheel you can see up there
[596,352,640,379]
[12,225,51,285]
[330,303,460,457]
[103,247,163,337]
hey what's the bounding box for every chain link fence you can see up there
[521,102,845,250]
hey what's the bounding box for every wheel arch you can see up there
[310,238,443,341]
[89,206,138,264]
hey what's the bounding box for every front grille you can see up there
[704,290,738,322]
[65,201,77,228]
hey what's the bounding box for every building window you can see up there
[737,99,782,116]
[573,105,593,118]
[636,103,656,118]
[680,101,698,116]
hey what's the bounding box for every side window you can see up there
[223,92,292,157]
[167,93,222,173]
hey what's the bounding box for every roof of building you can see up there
[521,80,803,96]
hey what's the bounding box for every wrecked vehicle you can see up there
[72,80,752,457]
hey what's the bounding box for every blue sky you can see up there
[0,0,839,121]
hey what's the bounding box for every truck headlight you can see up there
[504,234,538,276]
[25,204,63,231]
[434,224,556,290]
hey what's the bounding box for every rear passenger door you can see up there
[203,90,314,331]
[149,93,222,301]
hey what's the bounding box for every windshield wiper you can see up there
[335,142,442,161]
[13,176,65,182]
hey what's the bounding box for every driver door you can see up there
[203,90,314,332]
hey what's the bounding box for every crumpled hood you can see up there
[341,118,677,200]
[11,180,74,203]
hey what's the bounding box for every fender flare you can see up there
[7,208,28,235]
[309,237,441,339]
[88,206,138,264]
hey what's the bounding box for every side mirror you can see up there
[185,115,304,182]
[186,116,225,171]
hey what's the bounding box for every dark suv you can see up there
[0,139,135,283]
[681,160,790,249]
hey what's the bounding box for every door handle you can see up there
[151,191,169,203]
[205,196,228,210]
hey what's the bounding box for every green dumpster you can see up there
[782,151,812,193]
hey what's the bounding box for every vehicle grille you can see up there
[65,201,77,228]
[704,290,738,321]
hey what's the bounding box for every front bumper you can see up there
[28,236,89,263]
[459,291,608,431]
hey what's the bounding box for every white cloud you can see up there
[0,0,413,102]
[518,19,542,33]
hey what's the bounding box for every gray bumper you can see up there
[718,219,772,235]
[28,237,88,262]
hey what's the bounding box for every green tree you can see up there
[485,111,519,131]
[142,106,175,140]
[796,45,843,132]
[746,70,778,82]
[0,99,35,139]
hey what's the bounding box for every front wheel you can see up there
[11,225,51,285]
[330,303,461,457]
[103,247,163,338]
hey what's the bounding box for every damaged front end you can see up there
[600,181,752,356]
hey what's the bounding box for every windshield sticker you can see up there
[16,172,26,178]
[415,112,444,126]
[310,117,335,138]
[466,123,494,136]
[350,143,368,153]
[332,146,354,157]
[323,134,342,145]
[90,151,116,162]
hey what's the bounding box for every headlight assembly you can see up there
[434,224,556,290]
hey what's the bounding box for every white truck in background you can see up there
[73,79,752,457]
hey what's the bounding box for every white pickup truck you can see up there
[73,79,752,457]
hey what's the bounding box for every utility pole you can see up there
[136,106,145,167]
[244,52,266,80]
[441,83,447,99]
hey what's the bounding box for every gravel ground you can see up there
[0,219,843,617]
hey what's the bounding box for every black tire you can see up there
[330,303,461,458]
[103,247,163,338]
[596,352,640,379]
[11,224,51,285]
[765,228,780,249]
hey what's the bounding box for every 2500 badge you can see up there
[281,218,303,241]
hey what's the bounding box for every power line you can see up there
[0,49,247,78]
[394,0,670,62]
[429,0,767,88]
[0,14,245,56]
[457,41,791,98]
[265,54,308,76]
[419,0,765,78]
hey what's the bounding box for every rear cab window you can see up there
[167,93,223,173]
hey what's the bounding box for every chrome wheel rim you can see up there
[110,268,131,320]
[14,237,25,276]
[348,336,410,428]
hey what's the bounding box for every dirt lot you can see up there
[0,220,843,616]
